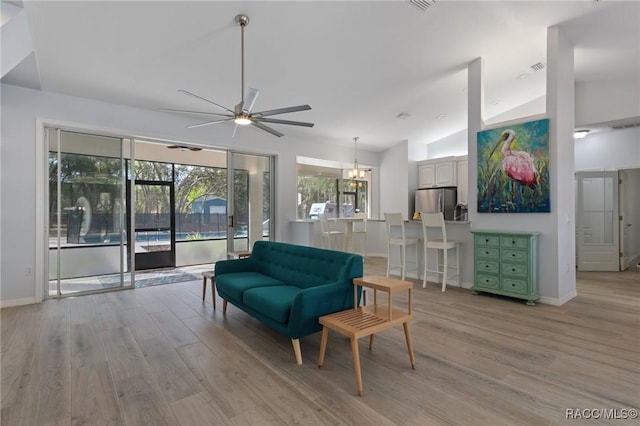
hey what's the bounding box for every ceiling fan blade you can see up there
[178,89,235,114]
[254,117,314,127]
[242,88,260,114]
[187,118,234,129]
[251,121,284,137]
[253,104,312,117]
[158,108,233,117]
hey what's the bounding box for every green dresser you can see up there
[470,230,540,305]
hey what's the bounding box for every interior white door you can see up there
[576,171,619,271]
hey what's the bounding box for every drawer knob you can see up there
[512,253,516,257]
[512,268,516,272]
[512,240,516,244]
[485,239,489,242]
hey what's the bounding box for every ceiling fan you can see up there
[167,144,202,151]
[160,14,314,138]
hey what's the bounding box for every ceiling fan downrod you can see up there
[235,14,250,106]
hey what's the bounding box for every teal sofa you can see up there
[215,241,363,364]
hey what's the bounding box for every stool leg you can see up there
[442,248,448,292]
[350,338,363,396]
[423,245,428,288]
[403,322,416,369]
[386,243,391,277]
[456,244,460,286]
[368,334,375,350]
[401,244,406,280]
[223,300,228,314]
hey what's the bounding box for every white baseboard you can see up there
[1,297,38,308]
[539,289,577,306]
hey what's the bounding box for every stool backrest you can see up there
[420,212,447,243]
[319,213,330,233]
[384,212,406,241]
[353,212,367,232]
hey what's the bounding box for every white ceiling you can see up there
[4,0,640,151]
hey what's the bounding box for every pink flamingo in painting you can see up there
[496,129,538,188]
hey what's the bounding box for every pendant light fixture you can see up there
[348,137,366,180]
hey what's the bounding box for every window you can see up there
[296,162,369,220]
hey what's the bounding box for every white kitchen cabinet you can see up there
[418,157,457,188]
[456,156,468,205]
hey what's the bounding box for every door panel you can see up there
[577,171,619,271]
[47,129,132,297]
[227,152,273,255]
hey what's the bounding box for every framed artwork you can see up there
[477,118,550,213]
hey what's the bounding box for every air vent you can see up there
[410,0,436,12]
[530,62,545,72]
[610,121,640,130]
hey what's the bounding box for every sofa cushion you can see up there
[215,272,285,301]
[243,285,302,324]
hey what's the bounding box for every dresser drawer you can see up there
[501,263,528,277]
[501,248,527,263]
[501,278,528,295]
[476,274,499,289]
[477,247,499,259]
[476,260,499,274]
[500,236,529,249]
[475,234,500,248]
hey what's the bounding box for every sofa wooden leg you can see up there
[292,339,302,365]
[222,300,228,314]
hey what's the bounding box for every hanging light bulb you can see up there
[348,137,366,180]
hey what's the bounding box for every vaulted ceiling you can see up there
[3,1,639,150]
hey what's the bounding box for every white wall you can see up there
[575,127,640,171]
[379,140,411,220]
[0,83,380,305]
[576,79,640,127]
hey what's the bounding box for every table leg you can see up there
[403,322,416,369]
[350,337,363,396]
[318,326,329,367]
[210,276,216,311]
[202,276,207,302]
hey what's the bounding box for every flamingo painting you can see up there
[477,118,550,213]
[498,129,538,188]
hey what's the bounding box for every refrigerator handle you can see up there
[438,193,443,213]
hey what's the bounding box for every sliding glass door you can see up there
[47,129,132,297]
[227,152,273,254]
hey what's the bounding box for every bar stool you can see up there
[420,212,461,291]
[352,212,368,258]
[319,213,344,249]
[384,213,419,280]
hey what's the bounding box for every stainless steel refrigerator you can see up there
[414,187,457,221]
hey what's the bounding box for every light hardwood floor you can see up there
[2,258,639,425]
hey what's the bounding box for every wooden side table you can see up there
[318,275,415,396]
[202,271,215,309]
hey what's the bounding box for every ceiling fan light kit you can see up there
[163,14,314,137]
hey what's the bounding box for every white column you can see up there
[547,26,577,302]
[467,57,484,222]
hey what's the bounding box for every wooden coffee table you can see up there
[318,275,415,396]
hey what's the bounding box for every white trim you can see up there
[1,297,38,308]
[35,118,46,303]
